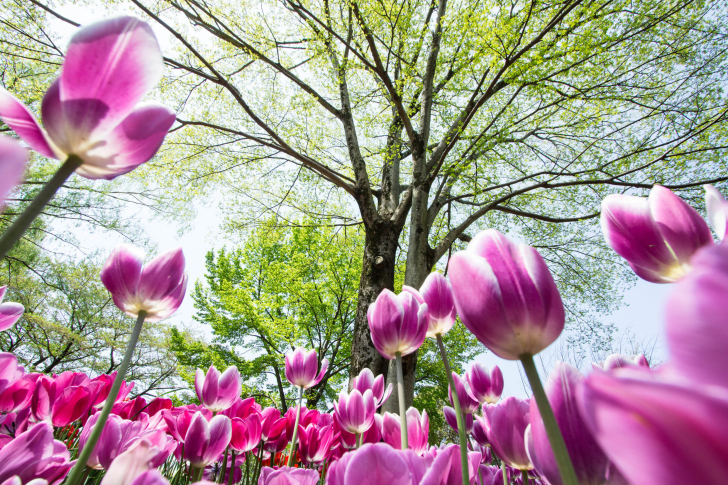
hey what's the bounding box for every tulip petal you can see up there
[0,301,23,332]
[100,245,144,309]
[343,443,414,485]
[203,415,232,465]
[0,89,58,159]
[705,184,728,241]
[100,439,157,485]
[137,247,185,304]
[0,137,28,206]
[310,358,329,388]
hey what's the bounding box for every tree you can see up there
[8,0,728,408]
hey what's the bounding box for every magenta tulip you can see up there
[334,389,377,435]
[297,423,335,465]
[221,397,259,420]
[258,466,319,485]
[466,364,503,404]
[0,354,22,397]
[600,185,713,283]
[483,397,532,470]
[194,365,241,412]
[285,348,328,389]
[0,422,71,484]
[0,288,23,333]
[472,416,489,447]
[526,363,609,485]
[259,407,286,444]
[367,289,428,359]
[230,413,261,453]
[99,438,161,485]
[0,137,27,207]
[183,412,232,468]
[0,17,174,180]
[419,443,482,485]
[382,408,429,456]
[351,368,393,408]
[52,384,96,427]
[285,406,319,440]
[705,184,728,241]
[449,229,565,360]
[327,443,427,485]
[443,406,473,435]
[163,408,209,442]
[448,372,479,414]
[600,353,650,372]
[407,271,457,337]
[579,368,728,485]
[100,244,187,321]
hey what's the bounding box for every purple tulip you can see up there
[578,367,728,485]
[99,438,161,485]
[367,289,428,359]
[0,17,175,180]
[258,466,319,485]
[600,185,713,283]
[483,397,532,470]
[100,244,187,321]
[297,423,335,465]
[351,368,393,408]
[705,184,728,241]
[404,272,457,337]
[327,443,427,485]
[285,348,328,389]
[0,422,71,484]
[194,365,241,412]
[183,412,232,468]
[419,443,482,485]
[466,364,503,404]
[471,416,489,447]
[449,229,565,360]
[443,407,473,435]
[230,413,262,453]
[0,288,23,333]
[665,243,728,388]
[382,408,429,456]
[448,372,480,414]
[526,363,609,485]
[0,137,27,207]
[334,389,377,435]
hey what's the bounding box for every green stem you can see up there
[394,352,408,449]
[228,450,236,485]
[287,386,304,467]
[191,466,204,482]
[243,451,250,485]
[436,334,469,485]
[521,469,529,485]
[0,155,82,260]
[65,311,147,485]
[219,447,228,483]
[520,354,578,485]
[501,461,508,485]
[356,432,362,448]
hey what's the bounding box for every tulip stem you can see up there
[501,461,508,485]
[436,334,470,485]
[287,386,304,467]
[219,448,228,483]
[191,466,204,482]
[64,310,147,485]
[520,354,578,485]
[0,154,82,261]
[521,470,530,485]
[228,450,236,485]
[394,352,408,449]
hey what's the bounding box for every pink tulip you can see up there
[285,405,319,439]
[405,272,457,337]
[0,355,23,397]
[351,368,393,409]
[382,408,429,456]
[449,229,565,360]
[258,466,319,485]
[52,384,95,427]
[0,422,71,484]
[194,365,241,412]
[466,364,503,405]
[600,353,650,371]
[162,409,204,442]
[0,137,27,207]
[705,184,728,241]
[578,367,728,485]
[334,389,377,435]
[230,413,261,453]
[99,438,160,485]
[419,443,482,485]
[483,397,532,471]
[0,17,174,180]
[443,407,473,435]
[183,412,232,468]
[367,289,428,359]
[285,348,328,389]
[336,413,381,449]
[471,416,489,447]
[221,397,259,420]
[526,363,610,485]
[448,372,479,414]
[100,244,187,321]
[0,373,37,413]
[600,185,713,283]
[0,287,23,332]
[297,423,335,465]
[259,407,286,444]
[327,443,427,485]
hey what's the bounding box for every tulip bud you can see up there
[194,365,241,413]
[351,368,393,409]
[284,348,328,389]
[381,408,429,456]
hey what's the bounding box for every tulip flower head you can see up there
[100,244,187,322]
[351,368,393,408]
[405,271,457,337]
[449,229,565,360]
[297,423,336,465]
[183,412,232,468]
[367,289,428,360]
[600,185,713,283]
[484,397,533,471]
[194,365,242,412]
[333,389,376,435]
[382,408,429,456]
[448,371,480,414]
[258,466,319,485]
[230,413,262,453]
[0,287,23,333]
[285,347,328,389]
[443,406,473,435]
[326,443,426,485]
[466,363,504,404]
[0,17,175,180]
[0,422,72,484]
[0,137,27,206]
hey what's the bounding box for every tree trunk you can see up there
[348,220,401,389]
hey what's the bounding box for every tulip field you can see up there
[1,2,728,485]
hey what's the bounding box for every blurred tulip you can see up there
[0,288,23,333]
[367,289,428,359]
[449,230,564,360]
[466,364,503,404]
[334,389,376,435]
[419,443,481,485]
[0,422,71,484]
[258,466,319,485]
[443,407,473,435]
[285,348,328,389]
[579,368,728,485]
[0,17,174,180]
[600,185,713,283]
[0,137,27,207]
[600,354,650,372]
[351,368,393,408]
[297,423,335,465]
[484,397,532,470]
[327,443,427,485]
[382,408,429,456]
[526,363,609,485]
[183,412,232,468]
[100,245,187,321]
[99,439,159,485]
[230,413,261,453]
[471,416,489,447]
[194,365,241,412]
[0,374,36,413]
[0,354,23,397]
[705,184,728,241]
[448,372,479,414]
